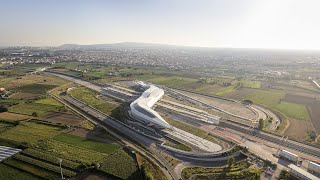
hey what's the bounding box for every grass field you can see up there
[35,139,107,164]
[13,84,57,94]
[99,149,138,179]
[8,102,61,116]
[0,163,41,180]
[138,75,198,87]
[163,140,192,151]
[53,133,120,154]
[164,115,219,144]
[69,87,119,115]
[239,79,261,89]
[0,121,62,144]
[33,97,63,107]
[275,101,310,121]
[215,86,238,96]
[242,89,285,108]
[3,158,60,179]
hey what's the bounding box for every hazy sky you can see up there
[1,0,320,49]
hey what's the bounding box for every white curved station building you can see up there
[130,82,171,129]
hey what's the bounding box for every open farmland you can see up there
[39,112,83,125]
[33,97,63,107]
[241,89,285,108]
[308,101,320,134]
[0,112,31,122]
[285,118,314,140]
[35,139,107,164]
[3,158,61,179]
[0,74,69,90]
[8,102,62,116]
[99,149,138,179]
[0,163,40,180]
[0,121,62,144]
[53,133,120,154]
[275,102,310,121]
[10,92,44,99]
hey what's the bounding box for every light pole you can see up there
[58,158,64,180]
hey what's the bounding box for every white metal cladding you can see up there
[279,150,299,162]
[130,82,171,129]
[0,146,22,162]
[308,161,320,174]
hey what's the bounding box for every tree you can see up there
[259,119,265,130]
[309,131,317,141]
[0,105,8,112]
[32,112,38,117]
[227,157,235,167]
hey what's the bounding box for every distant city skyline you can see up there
[1,0,320,50]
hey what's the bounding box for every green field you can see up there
[163,141,192,151]
[99,149,138,179]
[8,102,61,116]
[53,133,120,154]
[0,121,62,144]
[3,158,60,179]
[138,75,198,87]
[164,116,219,144]
[0,163,41,180]
[239,79,261,89]
[12,84,57,94]
[215,86,238,96]
[182,161,260,180]
[69,87,119,115]
[35,139,107,164]
[242,89,285,107]
[275,101,310,121]
[33,97,63,107]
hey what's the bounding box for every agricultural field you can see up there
[35,139,107,164]
[53,133,120,154]
[3,158,62,179]
[137,75,198,87]
[0,162,42,180]
[69,87,120,116]
[99,149,138,179]
[241,89,285,108]
[0,112,31,122]
[275,102,310,121]
[0,121,62,144]
[0,73,68,90]
[181,161,260,180]
[8,101,62,116]
[39,112,84,126]
[136,152,167,180]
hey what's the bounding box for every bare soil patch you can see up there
[0,112,31,121]
[224,88,255,99]
[39,112,83,125]
[308,102,320,134]
[10,92,43,99]
[283,94,317,105]
[285,118,314,140]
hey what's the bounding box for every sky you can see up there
[0,0,320,49]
